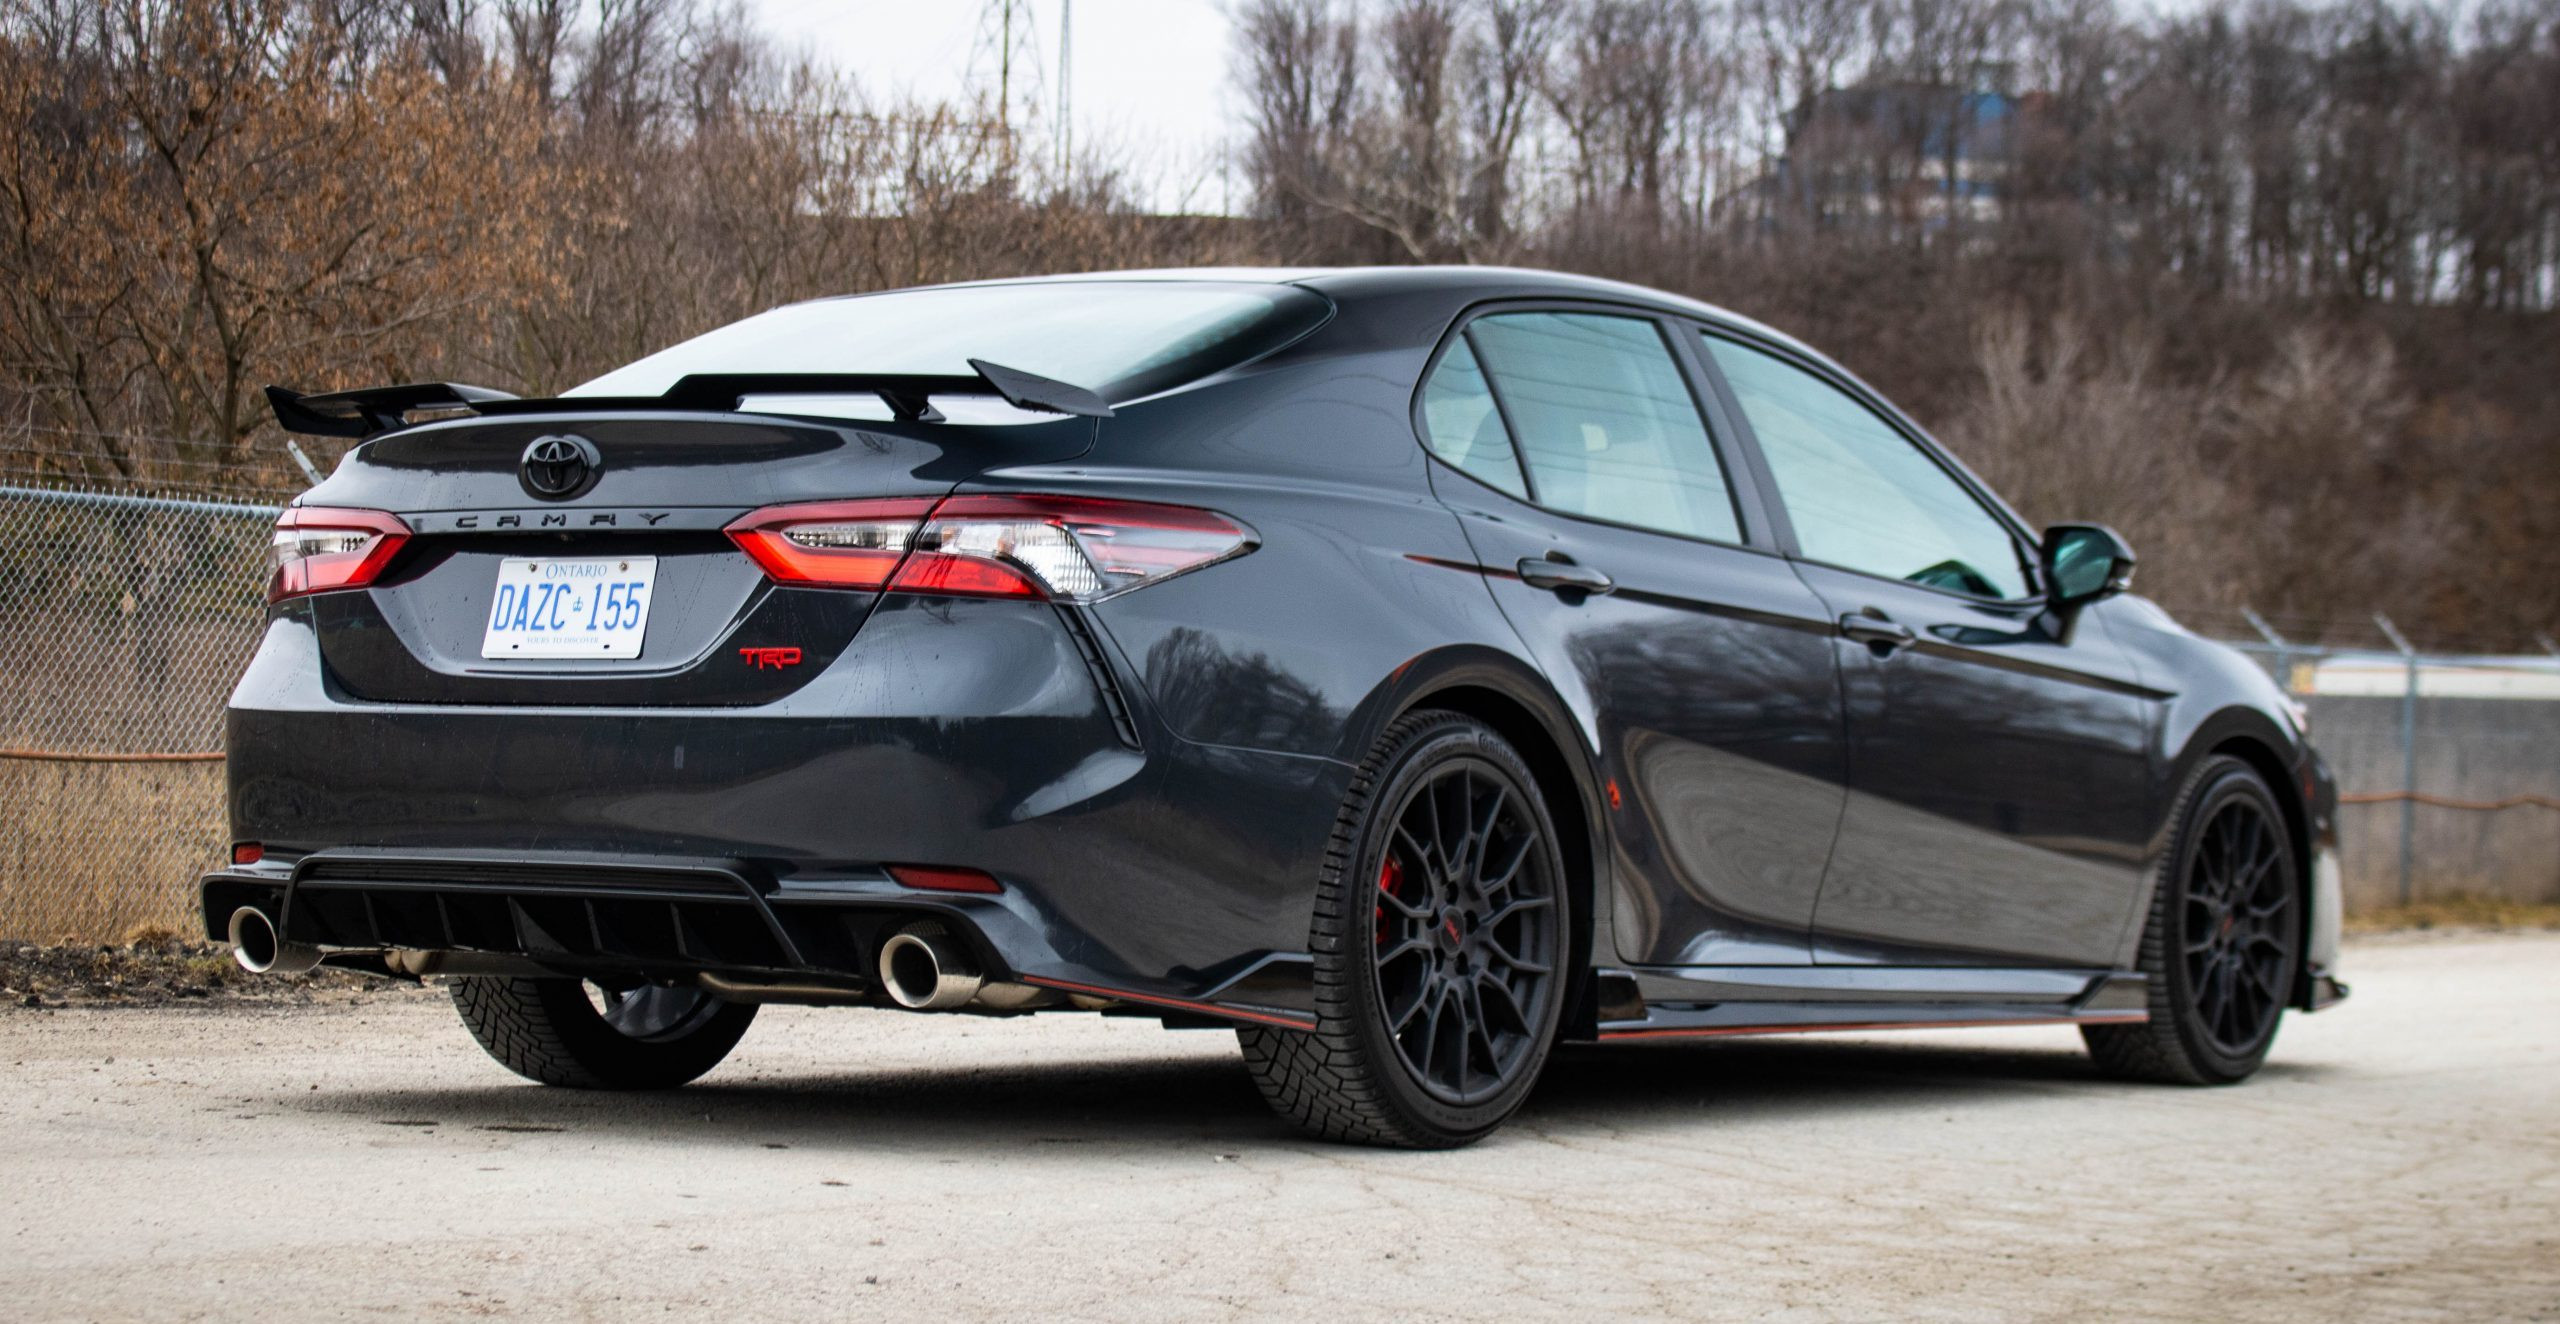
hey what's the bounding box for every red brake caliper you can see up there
[1375,855,1404,947]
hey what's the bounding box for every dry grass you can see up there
[2346,894,2560,935]
[0,933,408,1007]
[0,759,221,942]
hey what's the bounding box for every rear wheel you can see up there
[451,976,756,1089]
[2085,755,2300,1085]
[1240,711,1570,1148]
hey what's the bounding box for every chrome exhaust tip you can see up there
[877,921,983,1011]
[227,906,319,976]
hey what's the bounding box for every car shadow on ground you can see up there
[302,1029,2339,1155]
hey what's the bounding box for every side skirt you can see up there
[1581,964,2149,1042]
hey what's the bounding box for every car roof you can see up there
[874,265,1836,371]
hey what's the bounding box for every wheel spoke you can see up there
[1465,985,1501,1084]
[1483,932,1554,976]
[2241,956,2283,1003]
[1434,772,1471,876]
[1478,828,1534,896]
[1378,935,1432,967]
[1475,971,1530,1034]
[1484,894,1554,926]
[1389,977,1434,1034]
[1377,882,1433,921]
[1469,783,1510,870]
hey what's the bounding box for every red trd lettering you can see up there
[739,646,803,670]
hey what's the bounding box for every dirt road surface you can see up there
[4,933,2554,1321]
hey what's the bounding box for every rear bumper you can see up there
[217,594,1349,1023]
[198,853,1316,1027]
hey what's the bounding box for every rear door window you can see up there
[1416,337,1530,499]
[1442,312,1741,543]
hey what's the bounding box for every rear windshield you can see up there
[568,281,1330,404]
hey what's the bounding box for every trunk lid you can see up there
[294,410,1092,706]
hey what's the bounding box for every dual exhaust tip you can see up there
[877,921,983,1010]
[231,904,1035,1014]
[876,921,1051,1013]
[227,906,319,976]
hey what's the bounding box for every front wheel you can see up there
[1241,711,1571,1148]
[2085,755,2301,1085]
[451,976,757,1090]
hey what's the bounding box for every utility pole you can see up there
[1056,0,1073,179]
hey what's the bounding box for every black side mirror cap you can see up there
[2043,523,2137,606]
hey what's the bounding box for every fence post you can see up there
[2373,614,2418,907]
[2242,607,2291,692]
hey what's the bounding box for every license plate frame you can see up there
[480,556,658,660]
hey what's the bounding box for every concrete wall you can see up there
[2304,694,2560,908]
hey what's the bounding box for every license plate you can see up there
[480,556,657,659]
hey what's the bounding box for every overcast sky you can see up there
[751,0,1241,211]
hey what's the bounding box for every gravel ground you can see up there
[2,934,2554,1322]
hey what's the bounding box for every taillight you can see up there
[723,498,937,588]
[892,494,1253,602]
[268,506,409,603]
[727,494,1253,603]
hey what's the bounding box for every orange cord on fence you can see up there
[0,748,225,763]
[2339,790,2560,812]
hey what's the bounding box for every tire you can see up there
[1240,710,1571,1148]
[450,976,757,1090]
[2084,755,2301,1085]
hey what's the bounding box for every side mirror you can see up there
[2042,523,2136,606]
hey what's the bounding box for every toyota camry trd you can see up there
[206,267,2346,1148]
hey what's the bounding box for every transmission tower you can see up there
[969,0,1045,168]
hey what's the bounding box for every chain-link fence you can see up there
[1,477,2554,941]
[0,484,276,940]
[2224,626,2560,913]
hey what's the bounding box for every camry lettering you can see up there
[438,510,673,532]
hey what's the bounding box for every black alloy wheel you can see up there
[2086,755,2301,1085]
[1239,711,1570,1147]
[2183,797,2297,1056]
[1371,756,1560,1105]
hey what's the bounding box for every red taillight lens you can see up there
[890,494,1253,602]
[723,498,936,588]
[727,494,1255,603]
[231,842,264,866]
[269,507,410,603]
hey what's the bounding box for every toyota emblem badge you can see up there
[519,434,601,500]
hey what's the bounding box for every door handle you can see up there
[1839,611,1917,650]
[1517,557,1615,594]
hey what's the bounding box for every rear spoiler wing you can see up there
[267,359,1113,439]
[264,382,521,438]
